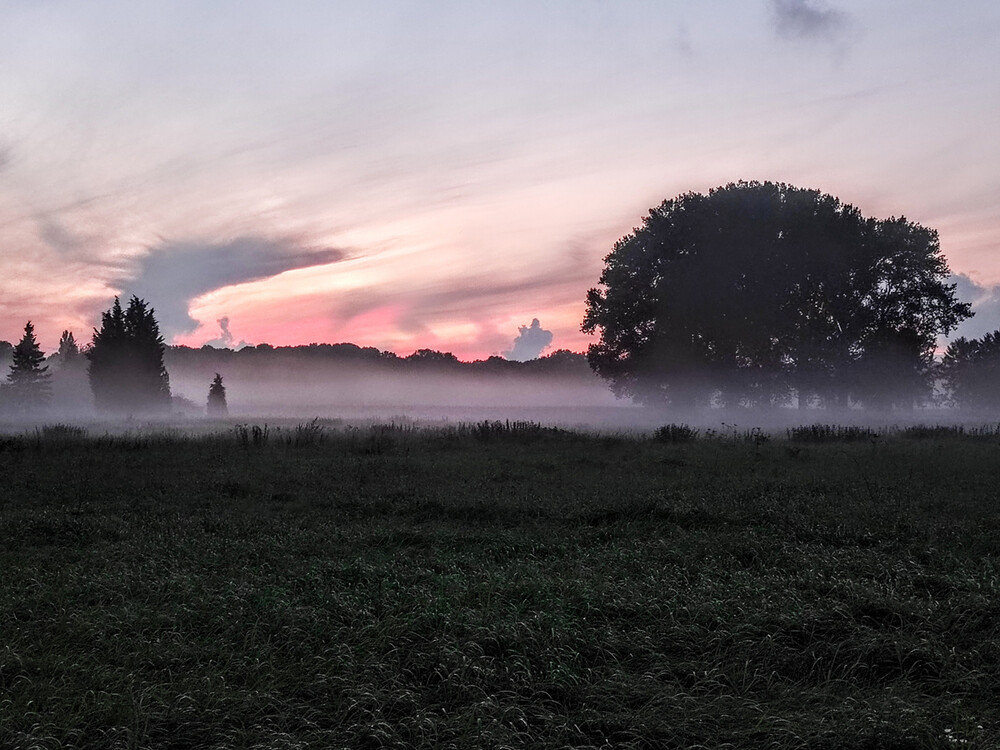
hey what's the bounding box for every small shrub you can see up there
[653,424,699,443]
[234,423,269,448]
[901,425,965,440]
[94,432,152,451]
[787,424,879,443]
[901,423,1000,441]
[460,420,562,443]
[38,424,87,440]
[290,418,325,447]
[0,436,25,452]
[365,423,413,454]
[968,423,1000,439]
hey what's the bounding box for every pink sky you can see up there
[1,1,998,360]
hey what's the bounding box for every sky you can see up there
[0,0,998,360]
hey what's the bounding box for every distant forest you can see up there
[0,330,599,417]
[165,342,592,377]
[0,339,591,377]
[6,319,1000,416]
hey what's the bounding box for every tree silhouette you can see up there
[57,330,80,363]
[47,330,84,373]
[583,181,971,409]
[940,331,1000,411]
[87,296,171,413]
[207,373,228,417]
[405,349,461,368]
[6,321,52,410]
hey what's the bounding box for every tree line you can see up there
[164,342,590,377]
[0,299,592,416]
[0,296,173,416]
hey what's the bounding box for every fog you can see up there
[0,337,993,435]
[165,356,651,431]
[3,352,999,437]
[166,368,981,433]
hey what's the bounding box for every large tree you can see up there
[6,321,52,410]
[87,296,171,413]
[582,181,971,409]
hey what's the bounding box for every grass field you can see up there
[1,421,998,749]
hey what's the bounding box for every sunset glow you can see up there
[1,1,998,359]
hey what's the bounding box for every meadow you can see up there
[1,421,998,749]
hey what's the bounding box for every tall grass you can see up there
[0,425,997,748]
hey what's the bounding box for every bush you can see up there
[460,420,562,443]
[901,424,1000,440]
[38,424,87,440]
[653,424,699,443]
[234,424,269,448]
[288,418,325,447]
[787,424,879,443]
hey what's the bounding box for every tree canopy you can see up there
[87,296,171,413]
[582,181,971,409]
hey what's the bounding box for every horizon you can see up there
[2,325,580,364]
[1,2,998,359]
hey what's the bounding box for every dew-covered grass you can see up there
[0,423,997,748]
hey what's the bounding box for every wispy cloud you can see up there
[770,0,852,44]
[675,23,694,58]
[0,2,995,362]
[124,236,345,338]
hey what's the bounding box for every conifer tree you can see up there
[56,330,80,366]
[207,373,228,416]
[7,321,52,409]
[87,296,171,413]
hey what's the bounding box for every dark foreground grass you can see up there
[1,424,998,749]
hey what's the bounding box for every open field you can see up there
[1,422,998,748]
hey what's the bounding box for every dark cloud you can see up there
[504,318,554,362]
[947,274,1000,342]
[770,0,851,43]
[124,236,344,338]
[38,218,88,255]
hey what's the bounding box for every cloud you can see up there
[201,316,250,350]
[947,274,1000,342]
[770,0,851,44]
[124,236,345,339]
[504,318,553,362]
[327,261,596,334]
[675,23,694,57]
[38,218,89,256]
